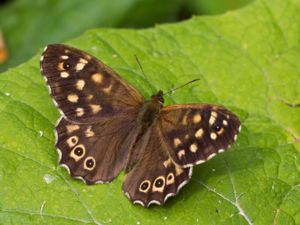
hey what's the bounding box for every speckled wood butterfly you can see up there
[40,44,241,207]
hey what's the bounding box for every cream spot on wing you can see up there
[76,80,85,90]
[90,104,102,114]
[152,176,165,193]
[91,73,103,83]
[70,144,85,161]
[185,134,189,140]
[163,158,172,168]
[193,113,201,123]
[75,58,88,71]
[66,136,78,148]
[84,54,92,60]
[238,125,242,132]
[67,94,79,103]
[210,132,217,140]
[84,156,96,171]
[60,72,69,78]
[80,58,88,64]
[195,128,204,138]
[76,63,85,71]
[61,55,69,60]
[190,143,198,152]
[76,108,84,117]
[175,165,183,176]
[87,94,93,100]
[166,173,175,185]
[43,46,48,52]
[139,180,151,193]
[85,126,95,137]
[223,120,228,126]
[182,113,188,125]
[177,150,185,159]
[40,56,44,62]
[58,62,64,71]
[66,124,80,133]
[103,84,112,94]
[218,149,225,153]
[173,138,182,147]
[209,111,217,125]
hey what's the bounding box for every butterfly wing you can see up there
[122,126,192,207]
[56,116,140,184]
[40,44,144,123]
[159,104,241,167]
[41,44,144,183]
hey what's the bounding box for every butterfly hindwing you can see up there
[159,104,241,167]
[40,44,144,123]
[56,116,139,184]
[122,126,192,207]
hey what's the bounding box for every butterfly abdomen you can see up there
[124,92,164,172]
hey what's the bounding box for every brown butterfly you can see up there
[40,44,241,207]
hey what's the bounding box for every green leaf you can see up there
[1,0,300,224]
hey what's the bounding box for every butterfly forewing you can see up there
[40,44,144,123]
[159,104,241,167]
[122,126,192,207]
[41,44,144,183]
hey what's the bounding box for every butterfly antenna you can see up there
[134,55,156,93]
[164,78,201,96]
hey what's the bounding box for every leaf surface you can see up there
[0,0,300,224]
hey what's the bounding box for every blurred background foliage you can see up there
[0,0,252,72]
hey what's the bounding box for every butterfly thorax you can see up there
[137,91,164,132]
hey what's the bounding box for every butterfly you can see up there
[40,44,241,207]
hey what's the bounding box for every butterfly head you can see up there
[151,90,164,106]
